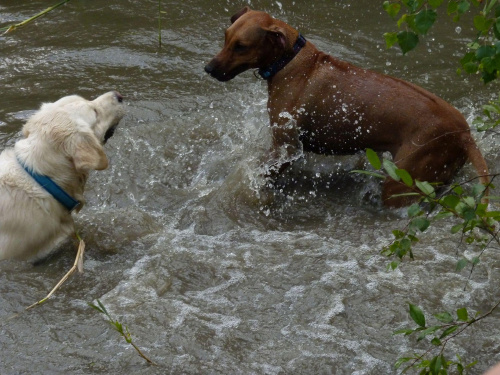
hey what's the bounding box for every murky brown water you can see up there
[1,1,499,374]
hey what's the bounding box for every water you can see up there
[1,1,499,374]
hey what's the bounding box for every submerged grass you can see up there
[88,299,157,366]
[1,0,72,34]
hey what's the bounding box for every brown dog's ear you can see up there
[231,6,251,23]
[264,26,287,50]
[70,132,108,172]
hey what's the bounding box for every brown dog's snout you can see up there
[204,63,215,75]
[204,58,234,82]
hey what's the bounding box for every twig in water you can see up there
[26,236,85,310]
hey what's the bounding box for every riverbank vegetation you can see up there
[379,1,500,373]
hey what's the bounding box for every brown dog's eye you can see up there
[233,43,248,53]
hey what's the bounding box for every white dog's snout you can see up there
[113,91,123,103]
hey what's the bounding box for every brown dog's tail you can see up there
[465,136,490,200]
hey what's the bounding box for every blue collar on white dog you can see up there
[258,34,307,80]
[17,156,80,212]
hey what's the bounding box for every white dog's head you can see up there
[22,91,125,172]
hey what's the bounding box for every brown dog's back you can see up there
[206,7,489,206]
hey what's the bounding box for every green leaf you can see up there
[434,211,453,221]
[395,357,413,369]
[434,312,454,323]
[366,148,381,169]
[485,210,500,218]
[397,13,408,28]
[407,203,421,217]
[415,180,435,197]
[441,195,460,209]
[451,224,464,234]
[431,337,442,346]
[463,196,476,207]
[383,1,402,18]
[466,360,478,369]
[394,328,415,335]
[384,32,398,49]
[351,170,386,179]
[440,325,458,339]
[396,169,413,187]
[430,354,443,375]
[460,51,479,74]
[417,325,441,341]
[457,0,470,15]
[397,31,419,55]
[456,258,469,271]
[392,229,406,239]
[428,0,444,8]
[457,307,469,322]
[411,217,430,232]
[97,299,108,312]
[473,14,493,32]
[389,261,400,270]
[409,303,426,327]
[414,9,437,34]
[476,45,496,60]
[88,302,105,314]
[447,1,458,15]
[462,206,476,221]
[383,159,400,181]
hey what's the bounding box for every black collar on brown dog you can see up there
[258,34,306,80]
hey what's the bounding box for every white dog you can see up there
[0,91,125,262]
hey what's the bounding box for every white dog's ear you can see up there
[69,131,109,171]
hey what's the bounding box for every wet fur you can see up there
[0,92,124,262]
[205,7,489,207]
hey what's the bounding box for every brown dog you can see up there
[205,7,489,207]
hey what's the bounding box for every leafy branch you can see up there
[383,1,500,85]
[353,149,500,373]
[88,299,157,366]
[394,300,500,374]
[354,149,500,273]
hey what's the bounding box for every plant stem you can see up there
[26,237,85,310]
[158,0,162,49]
[2,0,72,34]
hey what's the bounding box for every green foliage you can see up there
[383,0,500,85]
[354,149,500,373]
[357,149,500,268]
[393,304,487,374]
[473,93,500,131]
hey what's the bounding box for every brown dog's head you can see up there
[204,7,292,81]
